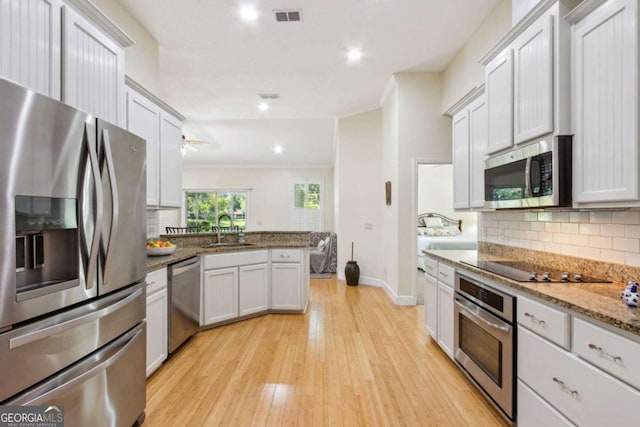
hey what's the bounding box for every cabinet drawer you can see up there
[272,249,302,263]
[573,317,640,390]
[423,257,438,278]
[204,250,268,269]
[436,263,455,287]
[146,268,168,295]
[518,326,640,427]
[517,380,575,427]
[518,296,570,349]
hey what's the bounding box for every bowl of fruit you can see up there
[146,239,176,256]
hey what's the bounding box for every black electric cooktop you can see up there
[461,260,611,283]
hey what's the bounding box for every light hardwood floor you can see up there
[145,276,509,426]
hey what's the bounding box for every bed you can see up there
[416,212,478,252]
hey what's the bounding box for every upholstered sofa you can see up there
[309,232,337,274]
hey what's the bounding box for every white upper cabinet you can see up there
[450,90,487,210]
[0,0,62,99]
[482,1,572,156]
[126,89,161,206]
[452,109,470,210]
[468,95,488,208]
[513,15,554,143]
[159,111,183,208]
[62,5,125,126]
[571,0,638,204]
[485,49,514,154]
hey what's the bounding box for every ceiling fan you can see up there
[181,135,209,156]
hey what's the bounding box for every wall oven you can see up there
[454,273,516,421]
[484,135,572,209]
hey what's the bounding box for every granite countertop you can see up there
[424,249,640,338]
[147,243,309,272]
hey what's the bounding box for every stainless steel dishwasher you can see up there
[168,256,201,354]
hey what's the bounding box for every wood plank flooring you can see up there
[144,276,509,426]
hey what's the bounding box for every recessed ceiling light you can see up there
[240,5,258,22]
[258,102,269,111]
[274,145,283,154]
[347,49,362,62]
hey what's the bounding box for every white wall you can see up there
[381,73,452,302]
[418,164,477,237]
[182,167,334,232]
[91,0,160,93]
[336,109,384,284]
[441,0,511,112]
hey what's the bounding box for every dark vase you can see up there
[345,261,360,286]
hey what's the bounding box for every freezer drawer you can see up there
[0,283,145,402]
[4,323,146,427]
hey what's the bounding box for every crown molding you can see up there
[336,103,381,119]
[564,0,608,24]
[183,163,334,170]
[444,84,485,117]
[379,75,397,106]
[64,0,134,47]
[125,75,186,121]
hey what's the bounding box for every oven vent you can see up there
[259,93,280,100]
[274,9,302,22]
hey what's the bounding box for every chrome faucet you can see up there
[217,214,234,243]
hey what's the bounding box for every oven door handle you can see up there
[455,297,511,333]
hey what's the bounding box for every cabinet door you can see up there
[239,263,269,316]
[424,273,438,339]
[469,95,488,208]
[62,5,125,126]
[452,109,470,210]
[0,0,61,99]
[486,49,513,154]
[126,89,161,207]
[146,288,167,377]
[271,263,302,310]
[573,0,638,203]
[519,326,640,427]
[159,111,183,208]
[437,282,454,359]
[203,267,238,325]
[513,15,553,143]
[518,380,575,427]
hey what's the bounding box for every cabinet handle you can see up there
[588,343,622,362]
[524,312,546,325]
[552,377,579,398]
[439,271,448,277]
[280,254,290,259]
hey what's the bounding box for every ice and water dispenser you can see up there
[15,196,79,300]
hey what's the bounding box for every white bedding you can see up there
[417,235,478,251]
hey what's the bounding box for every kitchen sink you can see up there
[200,243,255,248]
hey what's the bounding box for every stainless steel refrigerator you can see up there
[0,78,147,426]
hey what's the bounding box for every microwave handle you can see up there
[524,156,533,198]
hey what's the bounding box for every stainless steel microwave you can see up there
[484,136,572,209]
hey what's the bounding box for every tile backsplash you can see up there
[479,210,640,267]
[146,209,181,238]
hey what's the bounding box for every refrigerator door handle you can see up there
[8,288,142,350]
[101,128,119,281]
[7,325,143,405]
[81,123,103,290]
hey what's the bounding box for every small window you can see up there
[291,180,322,231]
[185,191,247,232]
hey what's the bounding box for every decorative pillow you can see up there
[418,217,426,227]
[424,227,457,236]
[443,225,461,235]
[323,236,331,249]
[317,240,326,251]
[425,217,444,228]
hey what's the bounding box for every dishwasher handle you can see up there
[171,257,201,276]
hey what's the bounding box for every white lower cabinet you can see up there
[519,325,640,427]
[271,263,302,310]
[437,281,454,359]
[518,380,574,427]
[146,268,168,377]
[202,267,239,325]
[424,273,438,339]
[239,263,269,316]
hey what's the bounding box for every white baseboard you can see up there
[336,273,414,305]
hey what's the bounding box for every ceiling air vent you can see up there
[259,94,280,100]
[274,9,302,22]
